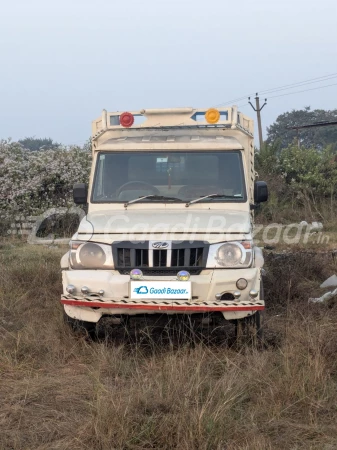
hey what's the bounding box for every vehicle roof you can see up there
[97,134,244,151]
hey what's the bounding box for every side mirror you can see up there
[254,181,268,203]
[73,183,88,205]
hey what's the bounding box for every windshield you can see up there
[92,151,246,203]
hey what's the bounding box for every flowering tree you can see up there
[0,140,92,220]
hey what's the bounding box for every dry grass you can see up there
[1,242,337,449]
[253,225,337,252]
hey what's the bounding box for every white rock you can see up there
[320,275,337,289]
[311,222,323,231]
[309,288,337,303]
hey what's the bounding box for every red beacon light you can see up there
[120,112,134,128]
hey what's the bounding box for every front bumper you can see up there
[61,268,264,322]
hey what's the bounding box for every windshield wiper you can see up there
[125,195,182,208]
[185,194,242,207]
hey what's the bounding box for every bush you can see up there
[256,143,337,223]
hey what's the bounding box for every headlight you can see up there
[69,241,114,269]
[216,243,244,266]
[206,241,253,268]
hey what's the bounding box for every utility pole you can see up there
[248,93,267,150]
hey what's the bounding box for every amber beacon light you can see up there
[120,112,135,128]
[205,108,220,124]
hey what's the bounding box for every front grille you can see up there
[117,248,132,267]
[114,241,209,273]
[136,249,148,267]
[117,248,150,267]
[171,247,204,267]
[153,249,167,267]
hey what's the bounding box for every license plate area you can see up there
[130,281,191,300]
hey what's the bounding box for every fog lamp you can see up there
[249,289,259,298]
[130,269,143,280]
[236,278,248,290]
[177,270,190,281]
[66,284,76,295]
[81,286,90,295]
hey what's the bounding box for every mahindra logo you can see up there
[152,242,169,249]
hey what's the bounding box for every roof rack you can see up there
[92,106,253,140]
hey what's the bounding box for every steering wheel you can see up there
[116,181,160,197]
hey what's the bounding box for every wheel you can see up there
[63,312,97,338]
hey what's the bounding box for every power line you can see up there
[214,95,249,108]
[268,82,337,99]
[287,121,337,148]
[259,73,337,95]
[215,71,337,107]
[288,120,337,130]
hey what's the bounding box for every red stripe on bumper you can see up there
[61,299,264,312]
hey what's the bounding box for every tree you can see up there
[266,107,337,149]
[18,137,61,151]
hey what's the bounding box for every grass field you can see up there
[1,242,337,449]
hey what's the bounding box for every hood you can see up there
[77,209,251,241]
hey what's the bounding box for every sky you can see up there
[0,0,337,146]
